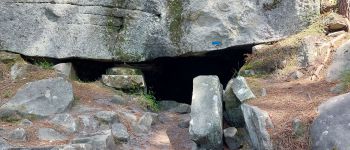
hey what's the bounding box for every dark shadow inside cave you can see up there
[141,45,253,104]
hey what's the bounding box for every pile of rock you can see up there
[189,75,273,150]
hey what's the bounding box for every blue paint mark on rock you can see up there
[212,41,222,46]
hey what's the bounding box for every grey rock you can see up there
[324,13,348,32]
[223,127,240,150]
[327,31,347,37]
[158,100,180,111]
[10,62,39,80]
[292,118,305,138]
[289,71,304,80]
[53,63,76,79]
[311,92,350,150]
[102,75,145,90]
[178,115,190,129]
[9,128,27,141]
[223,79,245,127]
[297,35,328,68]
[0,78,74,118]
[78,115,99,132]
[327,40,350,82]
[117,111,137,123]
[169,103,191,114]
[189,76,223,150]
[53,144,93,150]
[19,119,33,126]
[132,112,158,134]
[241,104,273,150]
[232,76,256,102]
[50,113,77,133]
[107,67,142,75]
[0,0,319,62]
[261,88,267,97]
[38,128,67,141]
[110,95,128,105]
[111,123,129,143]
[94,111,119,124]
[0,137,10,150]
[71,130,117,150]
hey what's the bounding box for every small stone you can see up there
[232,76,256,102]
[54,144,93,150]
[10,62,39,80]
[19,119,33,126]
[290,71,304,80]
[261,88,267,97]
[94,111,119,124]
[50,113,77,133]
[101,75,145,90]
[111,123,129,143]
[159,100,179,111]
[53,63,76,79]
[0,137,9,150]
[71,130,117,150]
[292,119,305,138]
[110,95,127,105]
[0,51,22,64]
[38,128,67,141]
[170,103,191,114]
[133,112,158,133]
[79,115,99,132]
[223,127,240,150]
[9,128,27,141]
[106,67,141,75]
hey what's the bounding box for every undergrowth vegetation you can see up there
[340,70,350,90]
[140,91,159,112]
[241,13,327,77]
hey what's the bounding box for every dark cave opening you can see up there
[22,44,252,104]
[142,45,253,104]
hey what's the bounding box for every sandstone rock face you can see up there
[311,93,350,150]
[0,0,320,61]
[190,76,223,149]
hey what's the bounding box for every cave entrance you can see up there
[142,45,253,104]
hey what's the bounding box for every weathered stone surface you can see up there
[111,123,129,143]
[0,0,319,61]
[38,128,67,141]
[241,104,273,150]
[232,76,256,102]
[53,63,76,79]
[79,115,99,132]
[324,13,348,32]
[71,130,117,150]
[326,40,350,82]
[53,144,93,150]
[19,119,33,126]
[10,62,39,80]
[311,92,350,150]
[133,112,158,133]
[223,79,245,127]
[189,76,223,149]
[289,71,304,80]
[159,100,180,111]
[170,103,191,114]
[110,95,128,105]
[102,75,145,90]
[0,78,74,118]
[178,114,190,129]
[9,128,27,141]
[330,83,345,94]
[297,35,328,68]
[107,67,142,75]
[94,111,119,124]
[50,113,77,133]
[0,137,10,150]
[292,118,305,138]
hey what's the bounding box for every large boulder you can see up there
[189,76,223,149]
[241,104,273,150]
[0,78,74,118]
[232,76,256,102]
[326,40,350,82]
[311,92,350,150]
[0,0,319,61]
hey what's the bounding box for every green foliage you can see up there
[340,70,350,90]
[169,0,183,45]
[34,59,54,69]
[140,91,159,112]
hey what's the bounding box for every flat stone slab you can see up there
[38,128,67,141]
[0,78,74,118]
[102,75,145,90]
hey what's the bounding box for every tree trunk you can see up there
[338,0,350,19]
